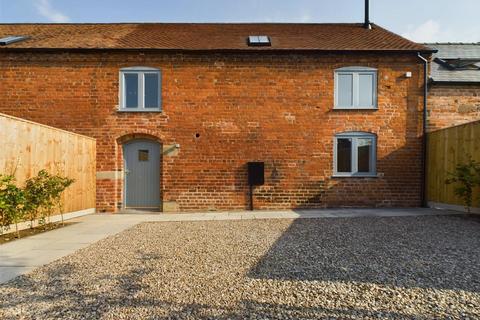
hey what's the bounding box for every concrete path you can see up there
[0,207,461,283]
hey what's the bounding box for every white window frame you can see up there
[334,66,377,109]
[333,132,377,177]
[119,67,161,111]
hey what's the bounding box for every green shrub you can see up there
[0,170,74,235]
[25,170,74,227]
[0,174,26,236]
[445,158,480,212]
[44,172,75,225]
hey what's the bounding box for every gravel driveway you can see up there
[1,215,479,319]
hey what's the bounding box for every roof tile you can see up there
[0,23,431,52]
[427,43,480,83]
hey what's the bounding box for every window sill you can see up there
[331,174,379,178]
[332,107,378,111]
[117,108,163,113]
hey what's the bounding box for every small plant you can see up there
[0,174,26,237]
[47,173,75,225]
[0,170,74,236]
[24,170,74,228]
[445,157,480,212]
[24,170,51,228]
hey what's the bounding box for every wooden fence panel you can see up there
[427,120,480,209]
[0,113,96,213]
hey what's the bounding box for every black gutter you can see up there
[430,80,480,85]
[417,53,429,208]
[0,47,438,54]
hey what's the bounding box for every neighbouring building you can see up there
[0,23,433,212]
[426,43,480,131]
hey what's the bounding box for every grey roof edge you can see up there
[424,42,480,45]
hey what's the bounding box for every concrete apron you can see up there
[0,207,462,284]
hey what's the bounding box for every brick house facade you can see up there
[427,43,480,131]
[428,84,480,131]
[0,23,432,212]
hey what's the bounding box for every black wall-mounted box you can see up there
[248,162,265,186]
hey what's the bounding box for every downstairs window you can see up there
[333,132,377,177]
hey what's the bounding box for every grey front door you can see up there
[124,140,161,210]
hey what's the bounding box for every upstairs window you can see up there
[334,67,377,109]
[120,67,161,111]
[333,132,377,177]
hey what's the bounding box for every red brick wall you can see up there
[0,51,425,212]
[428,84,480,132]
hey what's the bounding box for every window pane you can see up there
[124,73,138,108]
[337,138,352,172]
[337,74,353,107]
[144,73,159,108]
[258,36,269,43]
[359,73,374,107]
[357,138,372,173]
[138,150,149,161]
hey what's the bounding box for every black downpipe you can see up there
[418,53,428,207]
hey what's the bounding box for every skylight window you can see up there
[247,35,271,46]
[0,36,28,46]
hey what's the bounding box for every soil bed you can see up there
[0,222,77,244]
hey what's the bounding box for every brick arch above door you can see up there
[116,131,165,145]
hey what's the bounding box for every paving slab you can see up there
[0,267,35,283]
